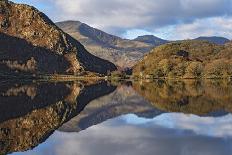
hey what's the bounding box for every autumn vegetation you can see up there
[133,40,232,79]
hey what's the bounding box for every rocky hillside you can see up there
[0,0,116,76]
[56,21,156,68]
[133,40,232,79]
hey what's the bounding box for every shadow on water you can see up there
[0,80,116,154]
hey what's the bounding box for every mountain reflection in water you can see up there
[0,81,116,154]
[1,80,232,155]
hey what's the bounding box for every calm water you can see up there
[0,80,232,155]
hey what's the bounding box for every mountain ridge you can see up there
[133,35,169,45]
[56,20,154,68]
[194,36,230,45]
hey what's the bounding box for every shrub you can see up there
[184,62,203,78]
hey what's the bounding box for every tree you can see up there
[158,59,172,76]
[184,62,203,78]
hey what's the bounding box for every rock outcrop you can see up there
[0,0,116,75]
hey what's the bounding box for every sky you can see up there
[12,0,232,40]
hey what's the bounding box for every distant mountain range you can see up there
[194,36,230,45]
[56,20,230,68]
[56,21,154,68]
[133,35,169,45]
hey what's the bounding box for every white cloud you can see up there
[122,113,232,137]
[45,0,232,36]
[169,17,232,40]
[12,0,232,39]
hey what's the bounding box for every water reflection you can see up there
[0,81,116,154]
[1,80,232,155]
[133,80,232,115]
[59,84,163,132]
[12,114,232,155]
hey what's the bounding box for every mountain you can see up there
[56,21,155,68]
[194,36,230,45]
[133,40,232,79]
[0,1,116,76]
[133,35,169,46]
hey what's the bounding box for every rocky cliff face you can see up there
[0,0,116,75]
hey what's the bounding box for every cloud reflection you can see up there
[13,113,232,155]
[123,113,232,137]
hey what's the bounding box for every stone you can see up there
[0,18,9,28]
[176,50,189,58]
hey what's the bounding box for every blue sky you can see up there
[12,0,232,40]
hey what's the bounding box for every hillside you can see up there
[133,35,168,46]
[133,40,232,79]
[56,21,156,68]
[0,1,116,76]
[194,36,230,45]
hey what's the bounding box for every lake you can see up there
[1,80,232,155]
